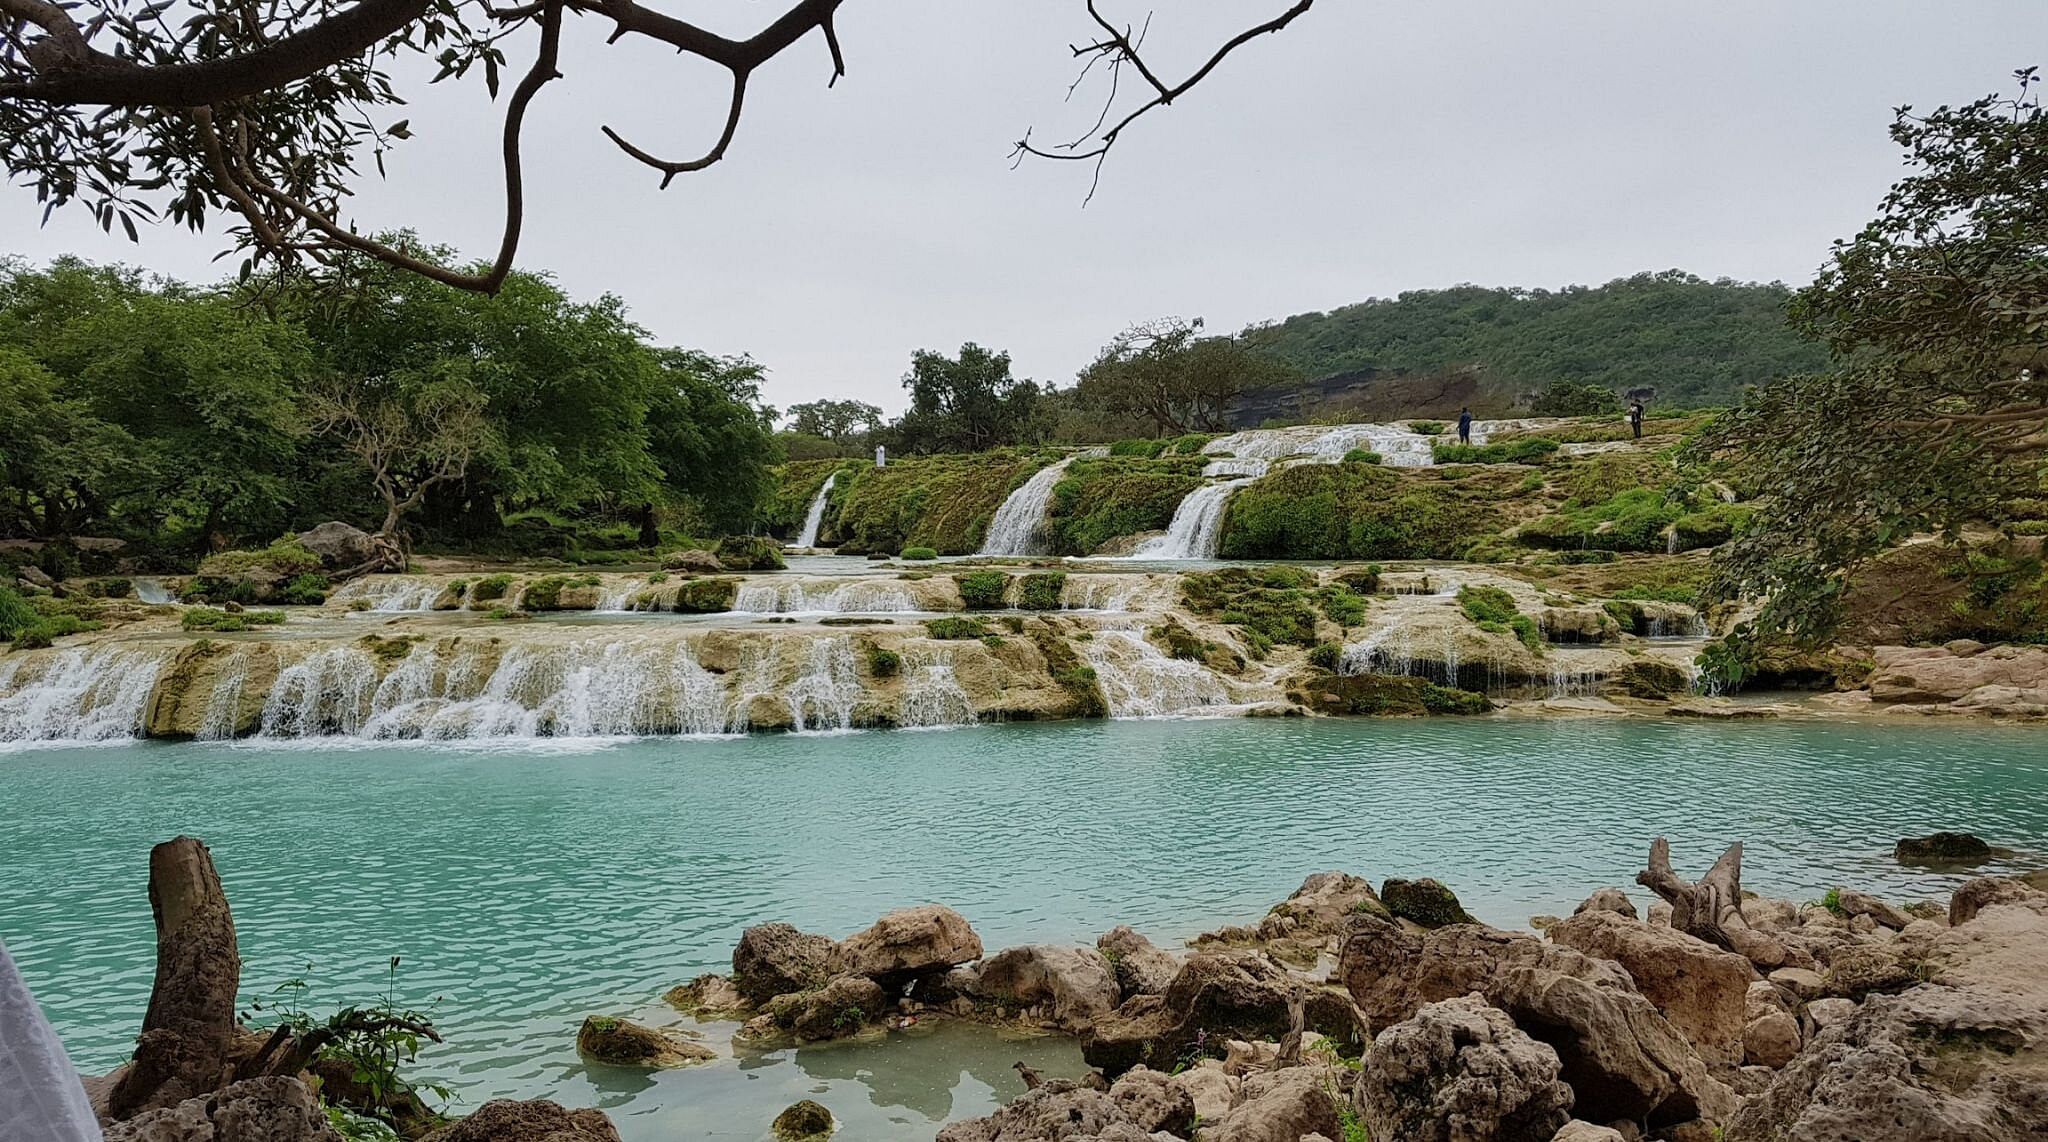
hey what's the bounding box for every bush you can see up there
[1341,449,1382,465]
[1109,438,1169,458]
[714,535,788,571]
[85,577,133,599]
[0,586,37,641]
[470,574,516,603]
[1430,438,1560,465]
[866,646,901,678]
[830,452,1050,555]
[1529,381,1621,417]
[1044,454,1206,556]
[1556,549,1617,564]
[953,570,1011,609]
[180,608,284,632]
[1517,487,1686,553]
[924,617,989,640]
[1457,585,1520,626]
[1317,586,1367,626]
[520,575,572,611]
[281,573,332,605]
[1182,567,1322,657]
[1017,572,1066,610]
[1308,642,1342,670]
[1410,420,1446,435]
[1169,433,1212,455]
[197,539,326,578]
[901,547,939,561]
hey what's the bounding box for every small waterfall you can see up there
[133,579,174,605]
[792,473,838,549]
[1665,529,1680,556]
[1081,630,1232,717]
[1061,575,1157,612]
[731,580,916,615]
[898,648,977,728]
[595,580,646,613]
[0,647,170,744]
[1337,607,1463,686]
[196,651,253,741]
[261,646,381,737]
[336,578,442,612]
[1645,612,1710,639]
[785,636,860,732]
[1546,657,1605,700]
[1130,478,1256,560]
[979,458,1074,557]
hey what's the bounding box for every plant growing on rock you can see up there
[901,547,939,561]
[1017,572,1067,610]
[924,617,989,640]
[866,647,901,678]
[245,958,450,1135]
[1457,586,1542,654]
[953,571,1012,610]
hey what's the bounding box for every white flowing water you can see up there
[0,647,171,744]
[785,636,861,732]
[1060,575,1167,612]
[898,649,978,729]
[792,473,838,549]
[731,580,918,615]
[1081,629,1234,717]
[335,577,443,612]
[978,458,1075,557]
[1337,603,1469,688]
[1546,655,1607,700]
[595,580,647,613]
[1129,478,1257,560]
[132,579,174,604]
[196,652,252,742]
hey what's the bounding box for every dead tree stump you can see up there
[1635,837,1785,969]
[107,836,242,1119]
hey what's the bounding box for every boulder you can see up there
[839,905,983,991]
[1083,952,1368,1076]
[1197,1064,1345,1142]
[770,1099,834,1141]
[1740,1011,1801,1068]
[974,945,1121,1033]
[295,522,378,570]
[732,922,841,1005]
[1823,944,1915,999]
[1097,926,1181,999]
[660,548,725,573]
[933,1082,1128,1142]
[1765,967,1825,1001]
[103,1078,342,1142]
[1548,909,1755,1065]
[1266,871,1390,931]
[1574,888,1640,920]
[1337,917,1735,1128]
[1869,645,2048,705]
[422,1100,621,1141]
[1382,877,1477,928]
[574,1016,714,1068]
[1354,993,1574,1142]
[1804,997,1857,1030]
[1834,888,1911,931]
[1551,1124,1627,1142]
[1616,660,1691,700]
[713,535,788,572]
[1168,1061,1239,1122]
[18,564,59,592]
[1898,831,1996,867]
[663,973,748,1016]
[780,974,885,1041]
[1951,876,2047,926]
[1106,1067,1196,1136]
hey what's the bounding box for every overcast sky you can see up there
[3,1,2039,417]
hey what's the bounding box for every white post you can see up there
[875,444,887,468]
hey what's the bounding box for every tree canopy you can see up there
[1072,317,1301,435]
[895,343,1043,455]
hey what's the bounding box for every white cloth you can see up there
[0,938,102,1141]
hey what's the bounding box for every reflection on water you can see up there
[3,717,2046,1140]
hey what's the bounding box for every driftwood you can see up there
[1635,837,1784,967]
[107,837,242,1119]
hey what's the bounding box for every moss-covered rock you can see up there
[715,535,789,571]
[1380,877,1477,928]
[1044,454,1206,556]
[1016,572,1066,610]
[671,577,740,613]
[1218,463,1513,561]
[829,451,1050,555]
[1288,670,1490,716]
[1617,659,1693,700]
[576,1016,715,1068]
[952,570,1010,610]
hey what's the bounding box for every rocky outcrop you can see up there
[1105,1067,1196,1136]
[970,945,1121,1033]
[1097,926,1181,999]
[1354,993,1574,1142]
[422,1100,621,1141]
[839,904,982,991]
[1196,871,1391,963]
[1951,876,2046,926]
[1197,1064,1345,1142]
[1867,644,2048,715]
[1573,888,1639,920]
[1897,831,1995,867]
[932,1081,1129,1142]
[1083,953,1369,1076]
[1382,877,1476,928]
[1550,1124,1626,1142]
[574,1016,715,1067]
[295,522,378,570]
[763,973,886,1041]
[1548,909,1756,1065]
[1835,888,1912,931]
[732,922,840,1005]
[663,973,748,1016]
[660,548,725,573]
[102,1078,342,1142]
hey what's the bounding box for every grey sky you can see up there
[3,1,2039,417]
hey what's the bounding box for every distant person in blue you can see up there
[1629,400,1645,440]
[1456,407,1473,445]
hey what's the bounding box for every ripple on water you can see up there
[2,717,2046,1140]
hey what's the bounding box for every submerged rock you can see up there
[1355,993,1574,1142]
[422,1099,620,1141]
[770,1099,834,1141]
[1897,831,1995,867]
[574,1016,715,1068]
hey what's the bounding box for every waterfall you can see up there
[785,636,860,732]
[595,580,646,613]
[133,579,174,605]
[979,458,1074,557]
[1130,478,1256,560]
[898,649,978,728]
[261,646,381,737]
[1061,575,1159,612]
[1337,607,1463,686]
[196,651,253,741]
[1546,656,1605,700]
[1081,630,1232,717]
[793,473,838,549]
[731,580,916,615]
[336,578,442,612]
[0,647,169,744]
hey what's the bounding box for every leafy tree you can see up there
[1074,317,1300,434]
[787,399,883,443]
[896,343,1043,454]
[647,349,781,537]
[1529,381,1621,417]
[1693,69,2048,644]
[306,375,489,557]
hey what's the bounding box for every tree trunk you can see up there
[1635,837,1785,968]
[638,503,660,549]
[107,837,242,1119]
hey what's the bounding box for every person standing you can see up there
[1628,400,1645,440]
[1456,407,1473,445]
[0,939,101,1142]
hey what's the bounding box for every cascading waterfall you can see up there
[133,579,174,604]
[785,636,860,732]
[595,580,647,613]
[978,457,1075,557]
[261,646,381,737]
[196,651,253,741]
[1546,654,1606,699]
[1081,629,1233,717]
[1061,575,1162,612]
[1338,607,1463,686]
[792,473,838,549]
[1130,478,1256,560]
[0,647,170,744]
[897,648,978,728]
[335,578,443,612]
[1645,612,1710,639]
[731,580,917,615]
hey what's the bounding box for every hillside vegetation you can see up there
[1239,271,1829,409]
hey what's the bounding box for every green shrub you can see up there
[647,571,669,584]
[925,617,989,640]
[1410,420,1446,435]
[1109,438,1169,458]
[953,570,1011,609]
[1182,567,1322,656]
[197,539,326,578]
[1169,433,1212,455]
[281,573,332,605]
[1044,454,1206,556]
[901,547,939,561]
[85,577,133,599]
[1017,572,1066,610]
[1317,586,1368,626]
[866,646,901,677]
[1219,464,1511,561]
[1518,486,1687,553]
[830,452,1049,554]
[1341,449,1383,465]
[1457,586,1520,626]
[1308,642,1342,670]
[0,586,37,641]
[180,608,284,632]
[1421,682,1492,715]
[714,534,788,571]
[10,611,105,647]
[1556,549,1617,564]
[520,576,572,611]
[1430,438,1560,465]
[470,574,516,603]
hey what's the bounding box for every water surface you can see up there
[4,717,2045,1139]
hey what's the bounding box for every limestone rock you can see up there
[1765,967,1825,1001]
[1869,645,2048,705]
[574,1016,714,1068]
[1951,876,2046,926]
[838,905,982,990]
[422,1100,621,1141]
[1740,1011,1801,1068]
[781,974,885,1041]
[1355,993,1573,1142]
[1106,1067,1195,1136]
[1168,1061,1239,1122]
[1267,871,1390,932]
[660,548,725,573]
[295,522,378,569]
[1083,952,1368,1076]
[103,1078,342,1142]
[1574,889,1640,920]
[933,1083,1127,1142]
[770,1099,834,1141]
[1382,877,1477,928]
[732,922,841,1005]
[1823,944,1915,999]
[1897,831,1995,866]
[663,973,748,1016]
[973,945,1121,1033]
[1097,926,1181,999]
[1551,1123,1627,1142]
[1197,1064,1344,1142]
[1549,909,1755,1065]
[1804,997,1856,1030]
[1835,888,1912,930]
